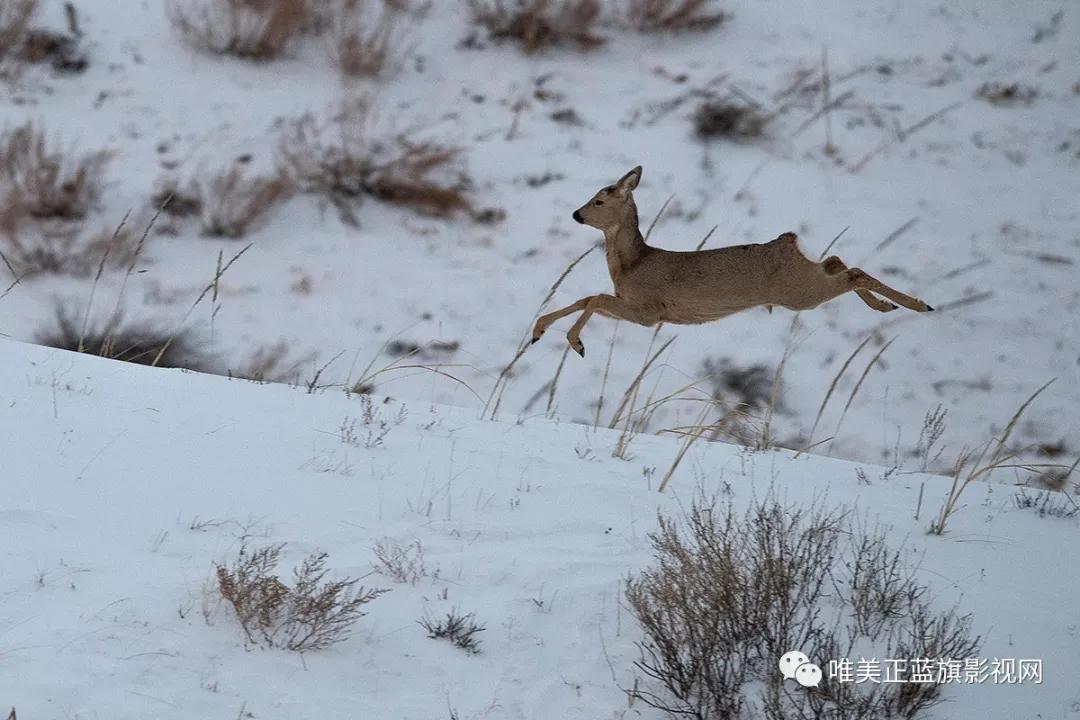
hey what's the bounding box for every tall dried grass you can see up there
[278,99,470,223]
[467,0,604,53]
[167,0,312,59]
[0,122,111,222]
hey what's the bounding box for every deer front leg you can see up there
[822,256,897,312]
[847,269,934,312]
[531,297,591,344]
[566,294,659,357]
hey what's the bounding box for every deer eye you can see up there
[593,200,604,206]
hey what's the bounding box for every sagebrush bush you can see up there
[277,99,470,223]
[419,609,485,654]
[215,541,387,651]
[694,99,768,142]
[196,165,291,238]
[623,0,726,32]
[1,219,139,278]
[328,0,411,78]
[167,0,312,59]
[0,0,36,70]
[36,306,210,370]
[627,495,980,720]
[467,0,604,53]
[0,122,111,223]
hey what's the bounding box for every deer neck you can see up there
[603,218,647,284]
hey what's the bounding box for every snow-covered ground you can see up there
[2,2,1079,716]
[2,337,1079,719]
[1,0,1077,468]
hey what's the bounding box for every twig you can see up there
[875,217,918,252]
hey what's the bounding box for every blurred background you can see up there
[1,0,1077,475]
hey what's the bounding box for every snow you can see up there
[2,338,1079,718]
[2,0,1079,716]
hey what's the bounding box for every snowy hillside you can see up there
[0,0,1077,469]
[2,338,1078,719]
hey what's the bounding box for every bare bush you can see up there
[627,494,980,720]
[419,609,485,654]
[215,541,387,651]
[196,166,291,238]
[167,0,312,60]
[0,123,111,222]
[0,0,36,70]
[623,0,726,33]
[19,27,87,72]
[467,0,604,54]
[36,306,210,370]
[328,0,411,78]
[694,98,768,141]
[2,219,139,278]
[278,99,470,223]
[976,82,1037,107]
[1013,487,1079,519]
[339,394,408,448]
[373,538,427,584]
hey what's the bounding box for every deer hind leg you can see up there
[821,256,897,313]
[846,267,934,312]
[566,294,659,357]
[531,297,592,344]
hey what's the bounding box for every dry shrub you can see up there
[976,82,1037,107]
[36,306,210,370]
[327,0,411,78]
[419,609,485,654]
[2,219,139,278]
[215,541,387,651]
[0,123,111,223]
[18,27,87,72]
[623,0,726,32]
[373,538,427,584]
[467,0,604,53]
[627,495,979,720]
[0,0,36,69]
[694,98,768,141]
[196,165,291,238]
[278,98,470,223]
[698,356,778,445]
[167,0,312,59]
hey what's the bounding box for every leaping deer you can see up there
[530,166,933,357]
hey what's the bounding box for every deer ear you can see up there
[614,165,642,195]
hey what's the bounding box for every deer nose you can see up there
[572,210,584,223]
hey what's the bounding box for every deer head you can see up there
[572,166,642,231]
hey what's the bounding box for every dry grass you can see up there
[929,379,1063,535]
[419,609,485,654]
[373,538,427,584]
[36,305,211,371]
[467,0,604,54]
[167,0,313,60]
[623,0,726,33]
[18,27,87,73]
[694,98,768,141]
[0,122,111,223]
[0,0,36,70]
[628,494,980,720]
[196,166,291,238]
[278,99,470,223]
[327,0,411,78]
[215,541,387,651]
[2,219,140,278]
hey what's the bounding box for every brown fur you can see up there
[531,166,933,356]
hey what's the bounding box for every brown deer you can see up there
[530,166,933,357]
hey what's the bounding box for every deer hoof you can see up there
[925,304,935,312]
[570,340,585,357]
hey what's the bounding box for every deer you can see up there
[530,166,934,357]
